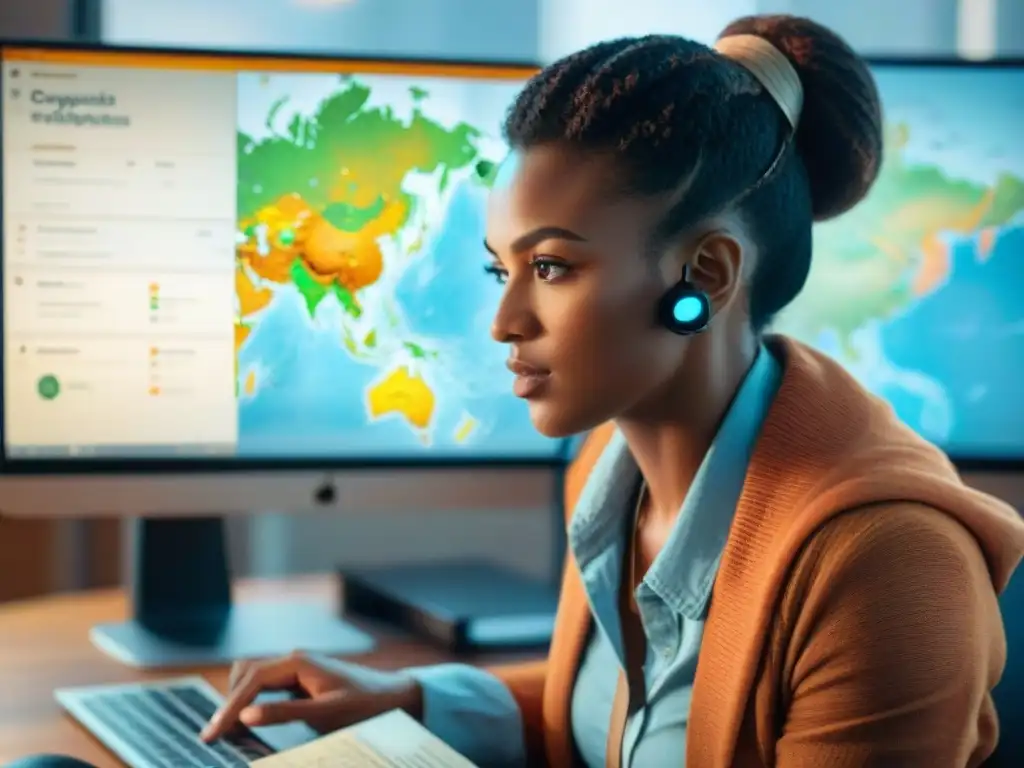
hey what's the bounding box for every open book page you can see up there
[251,708,480,768]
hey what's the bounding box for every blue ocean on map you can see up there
[879,227,1024,459]
[794,63,1024,463]
[808,224,1024,462]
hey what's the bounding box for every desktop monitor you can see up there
[0,41,559,666]
[0,43,564,519]
[775,58,1024,471]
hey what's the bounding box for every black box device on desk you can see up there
[339,559,560,652]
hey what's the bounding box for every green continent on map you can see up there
[473,159,500,187]
[233,78,489,434]
[775,122,1024,354]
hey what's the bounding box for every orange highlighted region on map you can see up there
[234,323,252,356]
[302,215,384,291]
[237,265,274,317]
[912,233,950,297]
[977,227,998,261]
[907,187,997,297]
[236,191,389,317]
[366,366,436,432]
[238,193,313,285]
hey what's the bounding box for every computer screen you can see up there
[0,44,566,465]
[776,60,1024,464]
[3,49,1022,473]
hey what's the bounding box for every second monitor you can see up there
[2,45,557,471]
[0,42,558,667]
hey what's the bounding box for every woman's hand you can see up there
[200,651,423,742]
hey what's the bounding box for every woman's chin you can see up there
[527,401,594,440]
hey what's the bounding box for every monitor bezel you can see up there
[866,56,1024,68]
[0,38,568,474]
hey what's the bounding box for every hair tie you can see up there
[713,34,804,129]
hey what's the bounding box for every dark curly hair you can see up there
[503,15,883,330]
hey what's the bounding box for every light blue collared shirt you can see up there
[409,347,781,767]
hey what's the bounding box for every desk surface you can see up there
[0,577,536,766]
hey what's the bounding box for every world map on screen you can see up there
[232,69,563,458]
[232,65,1023,461]
[775,65,1024,459]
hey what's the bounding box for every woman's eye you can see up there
[483,264,508,284]
[532,258,569,282]
[484,258,568,285]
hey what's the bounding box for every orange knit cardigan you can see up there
[489,336,1024,768]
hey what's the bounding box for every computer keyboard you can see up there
[55,676,277,768]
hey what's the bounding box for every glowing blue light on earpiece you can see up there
[672,295,704,324]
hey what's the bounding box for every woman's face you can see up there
[484,145,702,437]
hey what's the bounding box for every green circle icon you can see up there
[37,374,60,400]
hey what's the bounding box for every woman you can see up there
[203,13,1024,767]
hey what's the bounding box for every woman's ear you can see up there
[687,229,746,313]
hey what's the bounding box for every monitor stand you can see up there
[90,517,375,669]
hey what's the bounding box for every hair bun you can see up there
[719,15,884,222]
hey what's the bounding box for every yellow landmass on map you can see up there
[366,366,435,431]
[243,368,258,397]
[407,223,427,258]
[453,412,478,444]
[237,266,274,317]
[234,323,252,355]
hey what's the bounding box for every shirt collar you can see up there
[568,345,782,620]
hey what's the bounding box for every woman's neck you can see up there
[616,332,757,527]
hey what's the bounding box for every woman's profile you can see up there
[203,13,1024,767]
